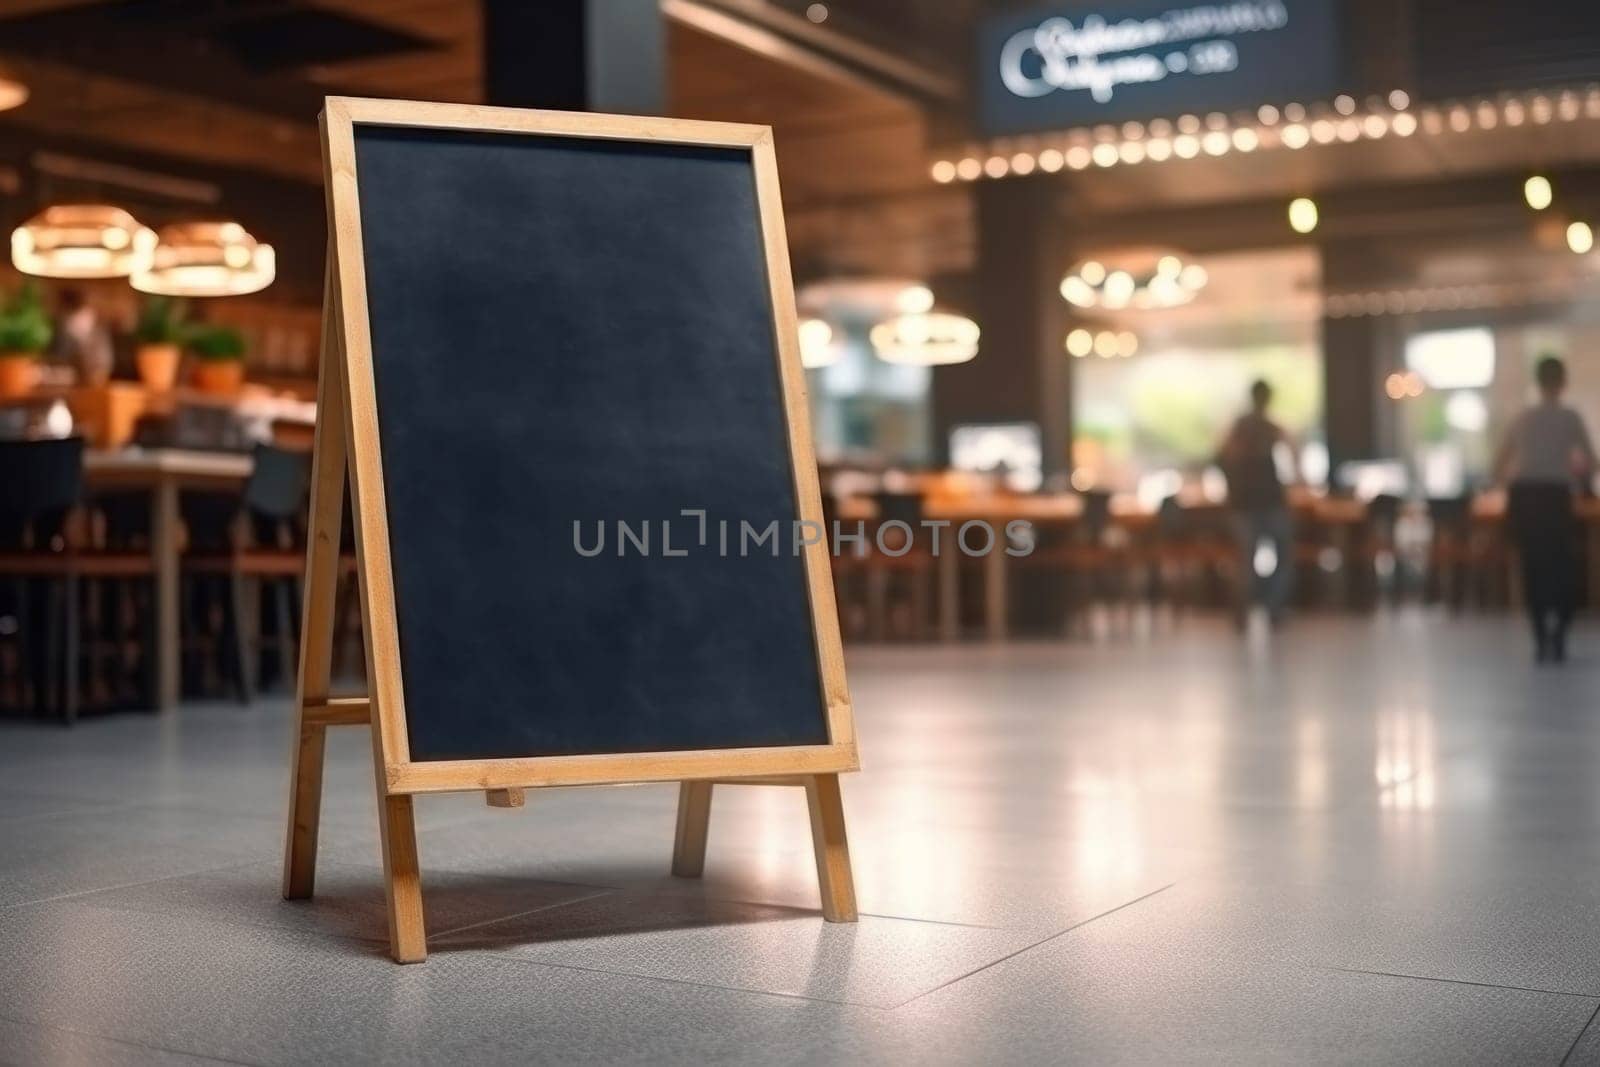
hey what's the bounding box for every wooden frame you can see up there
[283,97,859,963]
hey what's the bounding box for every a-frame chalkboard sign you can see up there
[283,97,859,963]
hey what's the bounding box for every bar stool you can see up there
[0,437,154,723]
[183,444,312,701]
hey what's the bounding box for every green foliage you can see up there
[0,281,52,355]
[133,296,189,345]
[186,324,247,362]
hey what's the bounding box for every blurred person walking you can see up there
[1495,355,1597,663]
[1219,379,1299,629]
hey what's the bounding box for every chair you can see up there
[183,444,312,701]
[1014,490,1131,635]
[1146,497,1235,615]
[1347,494,1402,609]
[1426,495,1502,611]
[0,437,154,723]
[863,491,935,640]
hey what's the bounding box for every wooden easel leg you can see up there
[283,255,347,902]
[671,781,714,878]
[804,773,858,922]
[375,789,427,962]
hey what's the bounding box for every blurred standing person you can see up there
[52,288,113,386]
[1219,379,1299,629]
[1495,355,1596,663]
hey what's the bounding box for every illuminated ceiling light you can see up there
[130,221,275,297]
[1038,148,1065,172]
[1389,89,1411,110]
[1362,114,1388,138]
[1525,175,1553,211]
[1281,123,1311,149]
[1448,107,1471,132]
[896,284,935,313]
[1310,120,1337,144]
[805,3,828,23]
[1334,94,1356,115]
[1173,134,1201,158]
[1204,111,1228,130]
[1257,104,1280,125]
[870,311,979,366]
[0,69,26,112]
[1288,197,1319,234]
[1201,130,1230,155]
[1232,127,1259,152]
[1116,330,1139,357]
[1148,118,1173,137]
[1559,92,1580,121]
[12,204,154,279]
[1060,250,1206,311]
[1284,102,1306,122]
[983,155,1009,178]
[1476,103,1497,129]
[930,160,956,183]
[1567,220,1594,255]
[1121,121,1145,140]
[797,317,837,369]
[1531,95,1553,123]
[1010,152,1036,175]
[1391,112,1418,136]
[1065,328,1093,358]
[1093,330,1119,358]
[1177,114,1201,134]
[956,157,982,181]
[1504,102,1525,126]
[1116,141,1144,164]
[1066,145,1093,170]
[1102,270,1135,308]
[1145,138,1172,161]
[1091,142,1119,167]
[1421,108,1444,134]
[1059,275,1096,307]
[1336,119,1362,142]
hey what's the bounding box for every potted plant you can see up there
[0,281,52,398]
[132,295,187,391]
[187,323,247,394]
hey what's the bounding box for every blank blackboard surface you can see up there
[351,124,828,761]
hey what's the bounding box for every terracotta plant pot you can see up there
[136,343,182,391]
[0,352,39,398]
[191,359,245,394]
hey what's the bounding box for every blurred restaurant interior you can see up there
[8,0,1600,1061]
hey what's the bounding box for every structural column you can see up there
[482,0,664,114]
[933,176,1073,474]
[1319,240,1384,474]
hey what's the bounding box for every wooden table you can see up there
[836,491,1388,640]
[84,448,255,711]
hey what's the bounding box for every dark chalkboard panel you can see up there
[348,120,830,762]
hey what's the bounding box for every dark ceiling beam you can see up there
[0,5,340,125]
[665,0,959,107]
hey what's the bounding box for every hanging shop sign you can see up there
[977,0,1342,135]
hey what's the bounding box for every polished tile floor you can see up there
[4,614,1600,1063]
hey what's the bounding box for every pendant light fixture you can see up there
[798,316,838,368]
[130,221,275,297]
[12,205,155,279]
[870,310,980,366]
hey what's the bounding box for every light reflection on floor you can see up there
[4,612,1600,1060]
